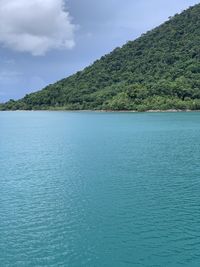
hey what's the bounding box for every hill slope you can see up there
[1,4,200,111]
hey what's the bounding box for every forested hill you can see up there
[1,3,200,111]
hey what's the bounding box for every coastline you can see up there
[0,109,200,113]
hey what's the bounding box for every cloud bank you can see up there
[0,0,76,55]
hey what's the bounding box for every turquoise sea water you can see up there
[1,111,200,266]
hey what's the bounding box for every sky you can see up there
[0,0,199,102]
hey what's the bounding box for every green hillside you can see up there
[1,3,200,111]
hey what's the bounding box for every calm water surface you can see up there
[1,111,200,266]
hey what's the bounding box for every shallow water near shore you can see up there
[1,111,200,266]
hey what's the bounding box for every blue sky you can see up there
[0,0,199,102]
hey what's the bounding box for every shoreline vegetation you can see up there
[2,97,200,112]
[1,4,200,112]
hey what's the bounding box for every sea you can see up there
[1,111,200,266]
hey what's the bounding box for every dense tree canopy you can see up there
[1,3,200,111]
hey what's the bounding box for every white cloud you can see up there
[0,0,76,55]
